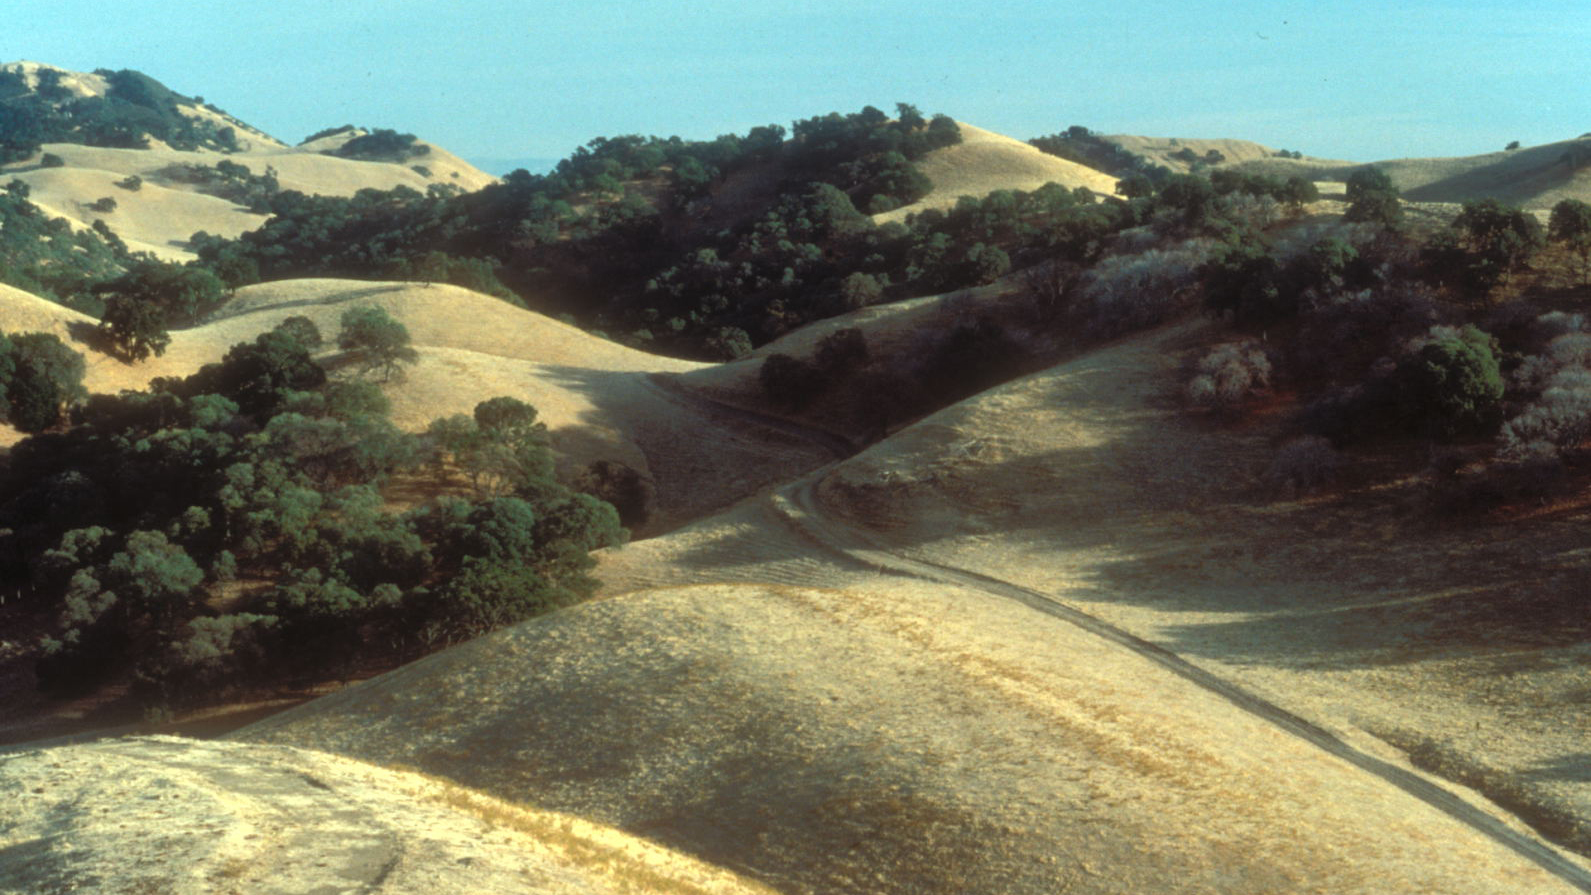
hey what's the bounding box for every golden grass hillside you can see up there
[799,320,1591,860]
[1367,137,1591,208]
[872,123,1119,224]
[0,281,96,342]
[12,162,267,260]
[0,736,773,895]
[0,279,837,532]
[1224,136,1591,210]
[234,580,1581,895]
[1102,134,1328,171]
[0,66,497,262]
[0,139,496,262]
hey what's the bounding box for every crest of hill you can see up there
[0,64,497,260]
[234,579,1576,895]
[0,736,772,895]
[1,61,110,100]
[0,279,834,531]
[1357,137,1591,208]
[1101,134,1334,173]
[1174,132,1591,210]
[872,123,1119,224]
[0,61,285,152]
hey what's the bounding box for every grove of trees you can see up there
[1,317,625,709]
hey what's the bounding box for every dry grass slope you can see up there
[236,580,1581,895]
[0,736,773,895]
[805,321,1591,864]
[0,67,498,262]
[0,278,838,531]
[873,123,1119,224]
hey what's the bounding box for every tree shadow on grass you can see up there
[1522,754,1591,784]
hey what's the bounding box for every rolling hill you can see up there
[0,735,773,895]
[0,62,497,262]
[4,64,1591,895]
[0,277,839,532]
[235,576,1585,894]
[872,122,1119,223]
[1109,129,1591,210]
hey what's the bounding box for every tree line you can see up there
[1,307,625,711]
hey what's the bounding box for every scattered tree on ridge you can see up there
[1343,166,1402,228]
[337,305,418,381]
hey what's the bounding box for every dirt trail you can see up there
[773,478,1591,892]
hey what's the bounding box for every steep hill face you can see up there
[235,580,1582,895]
[0,736,772,895]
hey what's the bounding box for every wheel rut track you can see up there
[100,737,407,895]
[771,478,1591,893]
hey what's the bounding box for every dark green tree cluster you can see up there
[155,160,281,213]
[1,320,623,707]
[189,185,467,286]
[0,181,125,308]
[328,128,431,162]
[1343,166,1403,228]
[1201,234,1371,327]
[93,260,229,361]
[337,305,419,380]
[783,103,960,208]
[1422,198,1545,297]
[0,330,87,432]
[382,250,520,304]
[1029,125,1173,186]
[1549,198,1591,285]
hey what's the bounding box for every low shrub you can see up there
[1187,341,1272,410]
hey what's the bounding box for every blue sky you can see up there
[7,0,1588,172]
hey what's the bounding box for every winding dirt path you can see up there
[769,477,1591,892]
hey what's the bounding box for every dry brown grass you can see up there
[0,736,773,895]
[873,123,1119,224]
[236,578,1582,894]
[0,104,497,262]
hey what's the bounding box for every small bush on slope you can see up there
[1187,341,1272,410]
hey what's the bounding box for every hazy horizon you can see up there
[10,0,1589,168]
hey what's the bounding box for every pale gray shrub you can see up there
[1187,340,1272,408]
[1500,368,1591,456]
[1513,332,1591,392]
[1533,310,1585,343]
[1081,238,1214,337]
